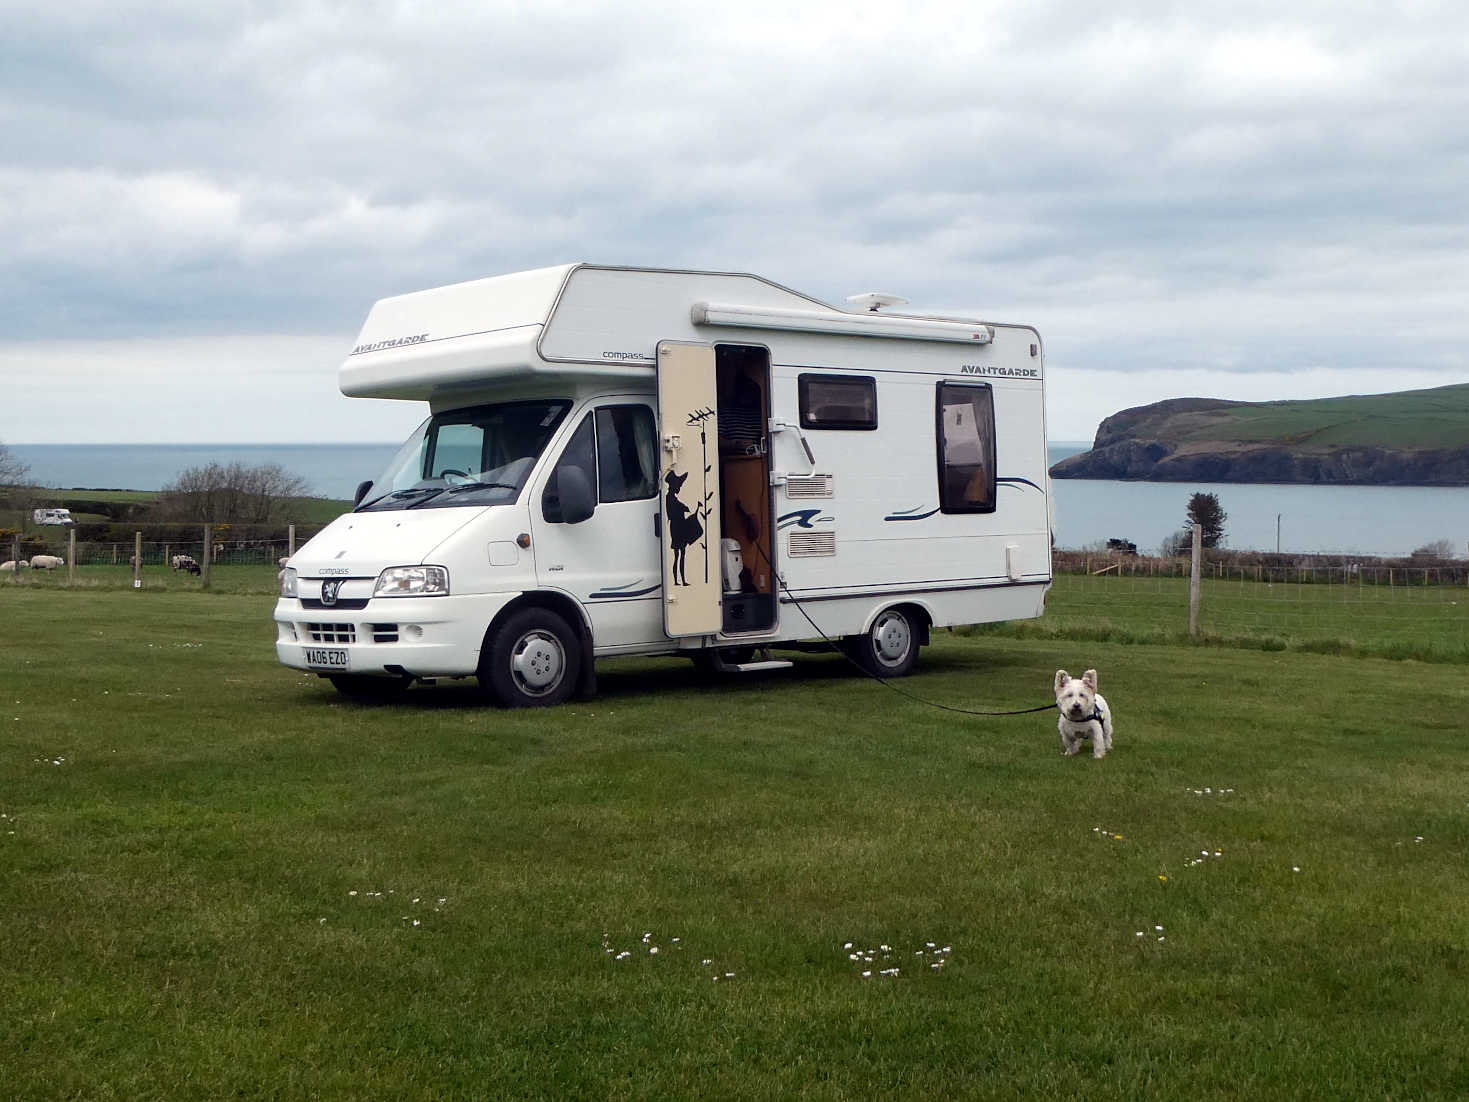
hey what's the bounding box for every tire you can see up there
[844,606,920,678]
[480,608,582,708]
[328,673,412,703]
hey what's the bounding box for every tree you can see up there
[1410,539,1456,561]
[152,461,310,524]
[0,440,29,487]
[1160,528,1193,557]
[1185,492,1227,549]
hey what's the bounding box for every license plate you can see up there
[304,647,349,669]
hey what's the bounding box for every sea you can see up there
[11,441,1469,558]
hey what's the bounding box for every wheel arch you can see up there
[860,600,932,647]
[484,590,597,699]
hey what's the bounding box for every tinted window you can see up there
[595,405,657,503]
[936,383,996,513]
[799,374,877,430]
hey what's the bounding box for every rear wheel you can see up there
[844,606,920,678]
[327,673,412,703]
[480,608,582,707]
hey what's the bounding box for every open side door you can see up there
[656,340,722,638]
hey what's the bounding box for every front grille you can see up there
[370,624,399,644]
[301,597,370,611]
[306,622,356,644]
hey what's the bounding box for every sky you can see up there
[1,0,1466,446]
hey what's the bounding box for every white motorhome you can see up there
[33,508,74,526]
[274,264,1051,705]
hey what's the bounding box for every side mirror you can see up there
[353,480,374,507]
[557,466,596,524]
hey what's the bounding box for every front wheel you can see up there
[844,606,920,678]
[480,608,582,708]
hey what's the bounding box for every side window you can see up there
[799,374,877,430]
[595,405,658,503]
[936,383,996,513]
[541,414,597,523]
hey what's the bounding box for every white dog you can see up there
[1054,669,1114,759]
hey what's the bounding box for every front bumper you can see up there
[273,592,521,678]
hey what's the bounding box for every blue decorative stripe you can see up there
[884,477,1042,522]
[776,508,825,531]
[588,582,662,599]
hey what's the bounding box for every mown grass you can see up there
[2,587,1467,1099]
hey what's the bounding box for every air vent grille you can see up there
[306,622,356,644]
[785,474,833,499]
[788,531,837,557]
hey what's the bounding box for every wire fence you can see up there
[62,538,295,568]
[3,530,296,589]
[9,528,1468,661]
[1043,546,1469,661]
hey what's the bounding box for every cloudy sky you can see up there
[2,0,1465,446]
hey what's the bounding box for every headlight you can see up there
[280,567,298,598]
[373,565,450,597]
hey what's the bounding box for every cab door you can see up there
[656,341,722,637]
[531,401,666,649]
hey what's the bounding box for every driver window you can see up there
[595,405,657,502]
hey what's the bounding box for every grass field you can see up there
[1184,382,1469,449]
[2,489,351,532]
[3,586,1467,1099]
[977,572,1469,664]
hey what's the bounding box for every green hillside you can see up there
[1173,383,1469,448]
[1056,382,1469,484]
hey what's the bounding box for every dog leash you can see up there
[756,543,1059,719]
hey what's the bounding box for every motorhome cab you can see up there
[274,264,1052,706]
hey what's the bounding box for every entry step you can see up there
[728,659,794,673]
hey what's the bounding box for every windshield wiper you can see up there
[443,480,519,495]
[357,487,440,511]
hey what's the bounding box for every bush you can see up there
[150,462,311,524]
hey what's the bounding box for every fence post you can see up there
[288,524,296,558]
[68,528,76,585]
[9,535,18,584]
[202,525,213,589]
[133,532,142,589]
[1188,523,1202,638]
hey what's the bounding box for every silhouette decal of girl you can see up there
[664,468,703,586]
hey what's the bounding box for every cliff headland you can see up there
[1050,383,1469,485]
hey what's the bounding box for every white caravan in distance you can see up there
[274,264,1052,706]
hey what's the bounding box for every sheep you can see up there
[29,555,64,570]
[1,560,29,572]
[171,554,202,576]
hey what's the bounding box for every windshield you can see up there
[356,399,572,511]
